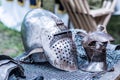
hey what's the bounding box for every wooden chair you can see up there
[60,0,117,32]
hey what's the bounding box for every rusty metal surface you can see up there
[18,9,120,80]
[21,8,78,72]
[15,45,120,80]
[14,33,120,80]
[115,74,120,80]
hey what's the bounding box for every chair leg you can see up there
[68,17,71,29]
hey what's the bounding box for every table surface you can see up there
[16,60,120,80]
[15,44,120,80]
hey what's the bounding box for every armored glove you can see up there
[0,55,25,80]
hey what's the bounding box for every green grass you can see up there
[107,15,120,44]
[0,0,23,57]
[0,22,24,57]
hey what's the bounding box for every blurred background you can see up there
[0,0,120,57]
